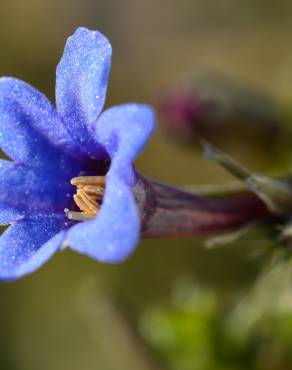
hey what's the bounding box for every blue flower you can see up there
[0,27,155,280]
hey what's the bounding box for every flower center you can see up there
[64,176,106,221]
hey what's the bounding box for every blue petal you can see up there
[0,160,30,224]
[96,104,155,166]
[66,104,155,262]
[56,27,112,159]
[0,78,79,162]
[0,215,67,281]
[0,159,79,225]
[0,205,24,225]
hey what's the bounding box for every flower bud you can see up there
[158,73,286,152]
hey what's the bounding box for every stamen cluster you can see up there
[65,176,105,221]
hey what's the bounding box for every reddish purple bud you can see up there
[158,73,285,149]
[158,88,204,143]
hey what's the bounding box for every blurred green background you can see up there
[2,1,292,369]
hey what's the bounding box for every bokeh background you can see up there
[2,1,292,369]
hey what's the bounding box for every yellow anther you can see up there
[77,189,100,213]
[82,185,104,199]
[65,175,106,222]
[70,176,106,187]
[64,209,96,221]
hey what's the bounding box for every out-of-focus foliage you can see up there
[141,257,292,370]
